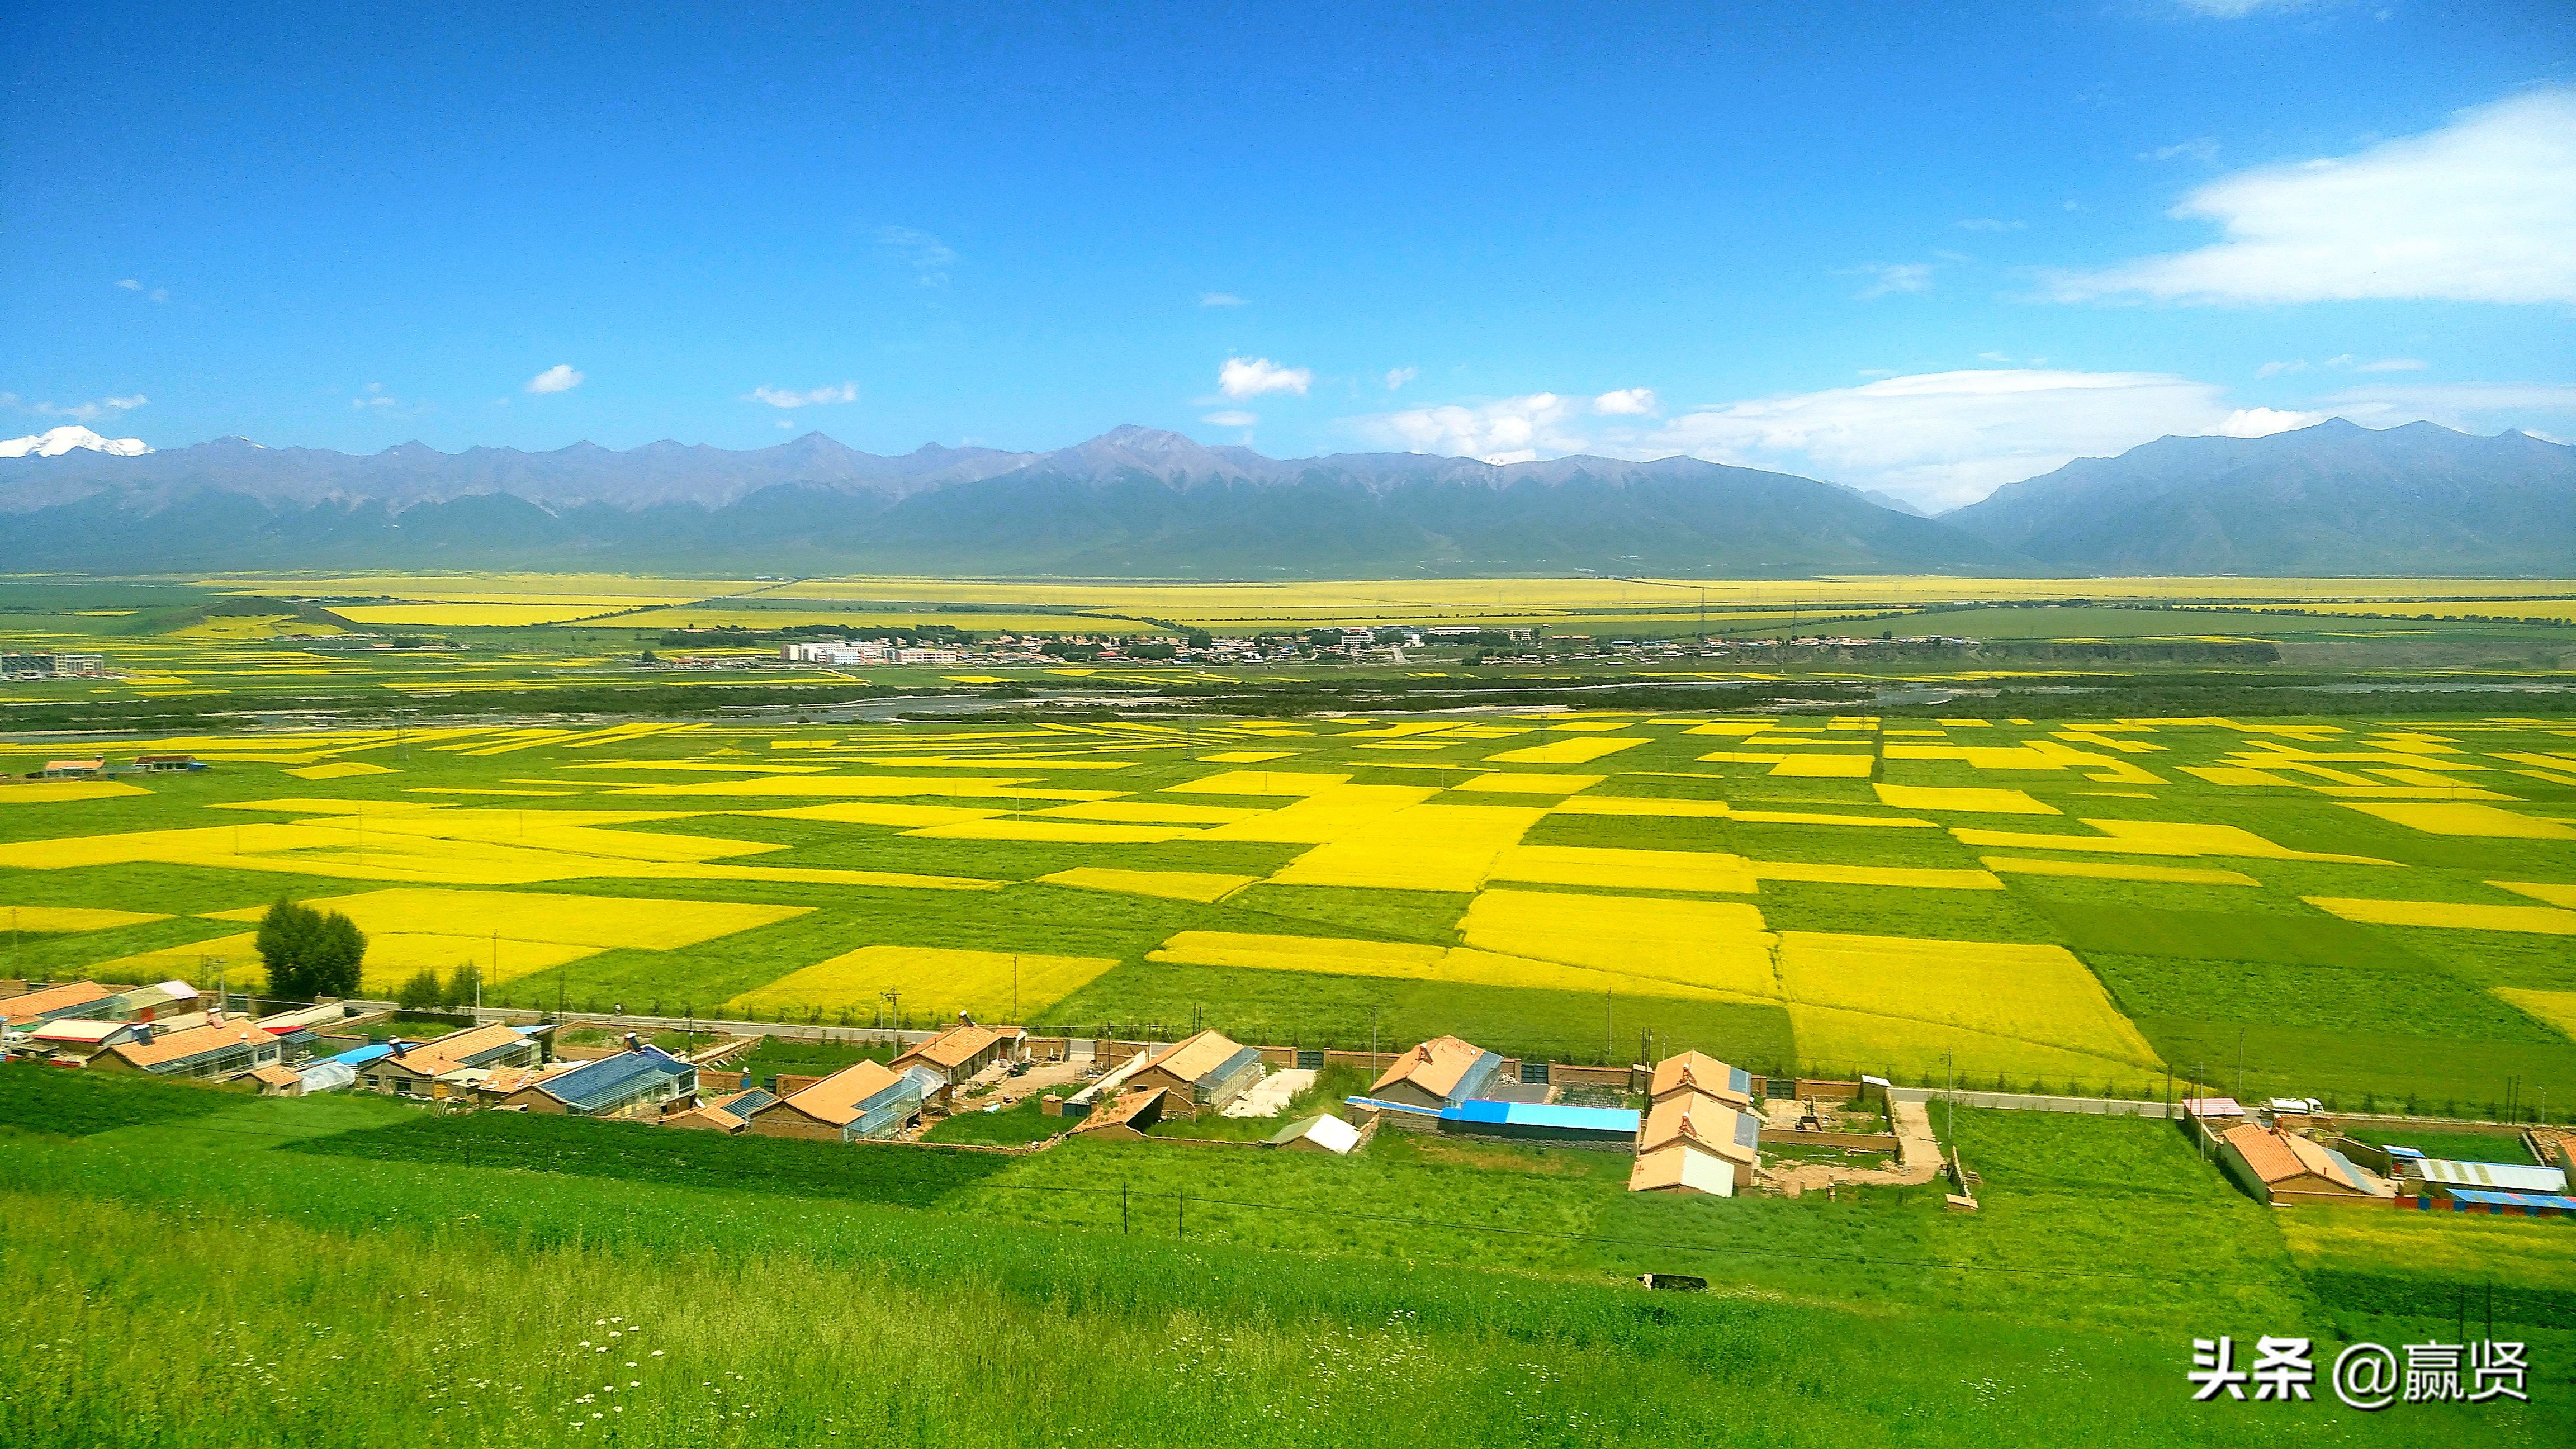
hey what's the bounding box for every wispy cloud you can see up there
[1199,291,1247,307]
[2170,0,2317,15]
[2043,86,2576,305]
[4,392,149,423]
[1200,410,1259,427]
[1955,217,2025,232]
[114,278,170,302]
[1847,262,1933,299]
[2140,137,2220,164]
[1382,367,1418,390]
[352,383,399,410]
[524,364,584,395]
[748,382,860,409]
[1218,356,1312,399]
[876,226,957,287]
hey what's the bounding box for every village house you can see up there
[1630,1091,1761,1196]
[663,1087,775,1134]
[1123,1029,1266,1120]
[1367,1035,1504,1111]
[92,1020,285,1081]
[357,1024,543,1097]
[891,1021,1030,1098]
[1647,1050,1755,1111]
[2218,1124,2390,1204]
[2,980,117,1031]
[1069,1086,1166,1139]
[745,1059,937,1142]
[27,1017,146,1064]
[498,1043,695,1117]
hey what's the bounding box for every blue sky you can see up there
[6,0,2571,506]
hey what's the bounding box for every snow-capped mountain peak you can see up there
[0,425,151,459]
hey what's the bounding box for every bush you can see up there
[395,969,445,1012]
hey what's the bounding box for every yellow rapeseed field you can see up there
[1748,861,2004,891]
[729,944,1119,1021]
[2498,882,2576,908]
[2339,801,2576,839]
[0,906,169,932]
[1776,931,2162,1078]
[1166,769,1351,797]
[2494,988,2576,1040]
[1144,930,1740,1002]
[205,886,807,951]
[1485,737,1646,764]
[1196,784,1438,844]
[1451,773,1605,794]
[907,818,1200,844]
[0,781,150,803]
[1978,856,2261,887]
[2302,897,2576,935]
[285,761,397,780]
[1459,889,1778,997]
[1032,801,1265,823]
[1267,803,1547,892]
[1038,868,1259,903]
[1871,784,2059,815]
[1550,794,1732,818]
[1767,755,1874,778]
[1488,845,1756,894]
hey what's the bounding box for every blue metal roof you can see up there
[540,1046,692,1114]
[2383,1144,2425,1159]
[2442,1188,2576,1210]
[333,1043,394,1066]
[1443,1100,1641,1133]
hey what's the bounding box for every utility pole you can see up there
[1606,989,1614,1062]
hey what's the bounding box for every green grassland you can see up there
[0,1066,2564,1446]
[2,701,2573,1107]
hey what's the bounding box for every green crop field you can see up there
[0,1066,2563,1446]
[4,699,2573,1106]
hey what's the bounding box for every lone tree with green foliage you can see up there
[254,899,368,1001]
[395,969,445,1011]
[442,964,482,1010]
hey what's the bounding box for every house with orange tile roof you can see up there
[1368,1035,1503,1111]
[1647,1050,1754,1110]
[92,1019,284,1081]
[3,980,117,1031]
[746,1059,936,1142]
[2219,1124,2388,1203]
[1125,1029,1265,1120]
[891,1021,1029,1092]
[358,1024,541,1097]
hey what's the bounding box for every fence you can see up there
[1889,1086,2179,1119]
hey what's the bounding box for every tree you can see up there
[443,963,482,1010]
[310,912,367,998]
[255,899,324,999]
[396,968,445,1011]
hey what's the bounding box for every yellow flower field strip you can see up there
[1030,801,1267,824]
[333,604,635,626]
[1447,773,1606,794]
[599,776,1123,800]
[2496,881,2576,908]
[1198,751,1293,763]
[565,760,832,773]
[1267,803,1549,893]
[202,886,809,951]
[2338,801,2576,840]
[906,818,1205,844]
[1768,755,1875,778]
[839,757,1145,770]
[1783,1001,2166,1086]
[209,798,451,815]
[2302,897,2576,935]
[1979,856,2261,887]
[285,761,397,780]
[1550,794,1733,818]
[408,788,583,798]
[1489,845,1757,895]
[1871,784,2059,815]
[80,930,599,996]
[745,802,1006,826]
[1949,820,2398,865]
[1485,737,1647,764]
[0,905,171,934]
[1164,769,1352,797]
[727,945,1120,1021]
[1748,860,2004,891]
[1038,867,1261,903]
[1144,930,1751,1004]
[1777,931,2161,1069]
[1194,784,1442,844]
[2493,988,2576,1041]
[1731,809,1938,828]
[1459,889,1779,997]
[0,781,150,803]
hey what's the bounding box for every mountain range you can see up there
[1,418,2565,577]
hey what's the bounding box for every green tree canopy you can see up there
[254,899,369,1001]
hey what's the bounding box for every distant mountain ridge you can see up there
[2,418,2564,576]
[1943,419,2576,575]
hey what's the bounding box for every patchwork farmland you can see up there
[7,708,2573,1109]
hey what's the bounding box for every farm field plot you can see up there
[2,707,2573,1104]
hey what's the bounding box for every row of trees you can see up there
[395,964,485,1012]
[256,899,366,1000]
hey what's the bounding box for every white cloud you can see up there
[1218,356,1312,399]
[1361,393,1588,465]
[1199,292,1247,307]
[1848,262,1933,299]
[2141,138,2220,164]
[748,382,859,409]
[1201,410,1259,427]
[2255,359,2308,378]
[876,225,957,287]
[2322,380,2576,432]
[352,383,398,410]
[1977,351,2014,363]
[1956,218,2024,232]
[2171,0,2315,15]
[2350,357,2426,372]
[115,278,140,291]
[1592,387,1658,416]
[2044,86,2576,305]
[524,364,584,395]
[114,277,169,302]
[1383,367,1418,391]
[2212,406,2329,436]
[7,392,148,423]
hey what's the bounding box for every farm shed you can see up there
[1367,1035,1503,1110]
[248,1063,305,1097]
[36,759,105,779]
[2405,1158,2568,1197]
[662,1087,770,1134]
[2218,1125,2389,1204]
[358,1024,541,1097]
[892,1022,1029,1092]
[2,981,116,1030]
[1438,1100,1640,1148]
[1637,1094,1761,1188]
[29,1018,144,1063]
[2418,1188,2576,1216]
[747,1060,931,1142]
[1266,1113,1361,1155]
[1627,1143,1742,1196]
[1072,1086,1167,1139]
[504,1045,695,1117]
[1649,1051,1754,1110]
[92,1021,284,1081]
[131,754,207,771]
[103,981,201,1023]
[1127,1029,1266,1120]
